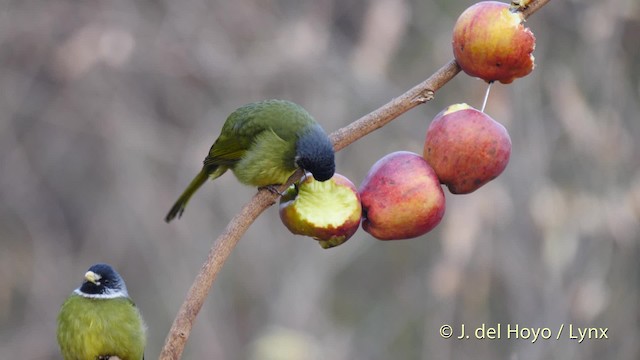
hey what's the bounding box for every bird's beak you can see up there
[84,271,102,285]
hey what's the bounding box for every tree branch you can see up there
[331,59,458,151]
[521,0,551,19]
[158,1,550,358]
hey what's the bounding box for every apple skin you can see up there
[359,151,445,240]
[279,173,362,249]
[452,1,536,84]
[423,104,511,194]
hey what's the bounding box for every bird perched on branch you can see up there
[165,99,335,222]
[57,264,146,360]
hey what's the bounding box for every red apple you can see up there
[452,1,536,84]
[424,103,511,194]
[279,173,361,249]
[359,151,445,240]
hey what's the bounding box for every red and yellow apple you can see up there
[279,173,361,249]
[423,103,511,194]
[359,151,445,240]
[452,1,536,84]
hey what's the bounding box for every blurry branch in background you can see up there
[159,0,550,358]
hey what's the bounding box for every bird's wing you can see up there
[204,137,248,167]
[203,113,275,167]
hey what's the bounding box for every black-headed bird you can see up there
[165,99,335,222]
[57,263,146,360]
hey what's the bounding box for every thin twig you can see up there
[521,0,551,19]
[159,1,550,358]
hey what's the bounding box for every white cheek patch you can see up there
[74,287,129,299]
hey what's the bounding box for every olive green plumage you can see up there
[166,99,335,222]
[57,264,146,360]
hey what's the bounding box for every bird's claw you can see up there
[261,185,285,196]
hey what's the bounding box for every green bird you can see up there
[57,263,146,360]
[165,99,335,222]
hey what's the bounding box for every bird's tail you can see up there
[165,169,210,222]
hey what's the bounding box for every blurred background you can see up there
[1,0,639,359]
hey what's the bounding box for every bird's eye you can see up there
[103,279,110,284]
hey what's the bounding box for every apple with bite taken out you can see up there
[359,151,445,240]
[279,173,362,249]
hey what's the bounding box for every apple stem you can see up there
[481,81,493,113]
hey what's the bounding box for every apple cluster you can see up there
[279,1,535,248]
[279,103,511,248]
[358,103,511,242]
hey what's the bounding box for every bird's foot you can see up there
[261,185,285,196]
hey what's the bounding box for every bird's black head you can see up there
[77,263,129,299]
[295,125,335,182]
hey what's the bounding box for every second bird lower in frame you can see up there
[57,263,147,360]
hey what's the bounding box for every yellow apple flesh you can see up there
[279,173,362,249]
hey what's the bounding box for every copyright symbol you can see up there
[440,324,453,338]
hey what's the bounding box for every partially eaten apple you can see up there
[279,173,362,249]
[452,1,536,84]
